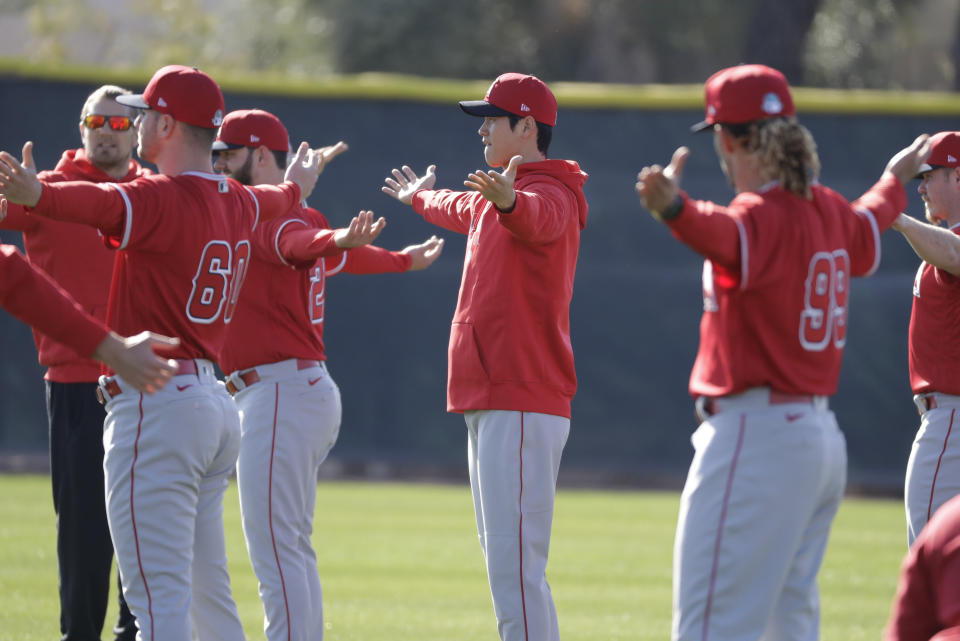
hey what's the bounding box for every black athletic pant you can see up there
[47,381,136,641]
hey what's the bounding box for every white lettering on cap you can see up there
[250,134,260,143]
[761,92,783,115]
[521,103,531,112]
[949,154,957,163]
[158,97,168,108]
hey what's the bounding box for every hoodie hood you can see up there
[516,159,589,229]
[54,148,147,183]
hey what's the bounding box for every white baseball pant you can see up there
[101,359,245,641]
[673,388,846,641]
[465,409,569,641]
[231,358,341,641]
[904,392,960,545]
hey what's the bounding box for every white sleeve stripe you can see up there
[734,217,749,290]
[854,206,882,276]
[107,183,133,249]
[326,253,347,276]
[243,186,261,231]
[274,218,309,266]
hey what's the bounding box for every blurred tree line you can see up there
[6,0,960,89]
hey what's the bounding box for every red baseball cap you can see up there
[212,109,290,153]
[915,131,960,177]
[690,64,795,132]
[459,73,558,127]
[116,65,225,129]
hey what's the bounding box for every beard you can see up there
[230,152,255,186]
[88,141,132,175]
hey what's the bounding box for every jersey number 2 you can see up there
[799,250,849,351]
[186,240,251,324]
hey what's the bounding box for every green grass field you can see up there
[0,475,906,640]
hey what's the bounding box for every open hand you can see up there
[402,235,445,271]
[382,165,437,205]
[94,331,180,394]
[635,146,689,219]
[333,210,386,248]
[316,141,349,175]
[285,142,322,199]
[465,154,521,210]
[0,141,42,207]
[885,135,931,186]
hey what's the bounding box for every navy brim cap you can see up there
[690,119,714,133]
[459,100,514,118]
[211,140,245,151]
[115,94,150,109]
[914,163,946,179]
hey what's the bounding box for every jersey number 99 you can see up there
[799,250,849,351]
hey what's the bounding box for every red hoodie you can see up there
[412,159,588,418]
[0,148,151,382]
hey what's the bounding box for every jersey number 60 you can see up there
[186,240,252,324]
[799,250,850,351]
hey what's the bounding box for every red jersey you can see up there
[0,244,107,359]
[884,494,960,641]
[667,173,906,397]
[28,173,302,363]
[0,149,150,382]
[412,159,588,418]
[907,223,960,395]
[220,205,411,374]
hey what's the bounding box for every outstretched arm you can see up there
[891,214,960,276]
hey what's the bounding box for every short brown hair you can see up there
[80,85,137,121]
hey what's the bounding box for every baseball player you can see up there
[894,131,960,545]
[212,108,444,641]
[0,65,321,641]
[0,83,149,641]
[634,64,930,641]
[382,73,588,641]
[885,493,960,641]
[0,200,177,393]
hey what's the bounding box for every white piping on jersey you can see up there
[853,206,881,276]
[325,252,347,276]
[241,186,261,231]
[274,218,308,267]
[107,183,134,250]
[734,217,749,290]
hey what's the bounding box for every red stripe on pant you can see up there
[927,409,957,521]
[701,415,747,641]
[518,412,529,641]
[131,392,155,640]
[267,383,292,641]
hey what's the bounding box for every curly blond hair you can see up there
[732,117,821,198]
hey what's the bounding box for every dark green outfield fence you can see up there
[1,68,958,490]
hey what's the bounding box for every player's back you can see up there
[105,172,258,362]
[692,183,881,397]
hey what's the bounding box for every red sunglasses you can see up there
[82,114,134,131]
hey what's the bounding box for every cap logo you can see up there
[158,97,168,108]
[250,134,260,143]
[761,92,783,115]
[212,109,223,127]
[707,105,717,117]
[950,154,957,163]
[520,103,531,112]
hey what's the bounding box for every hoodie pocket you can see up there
[449,322,490,382]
